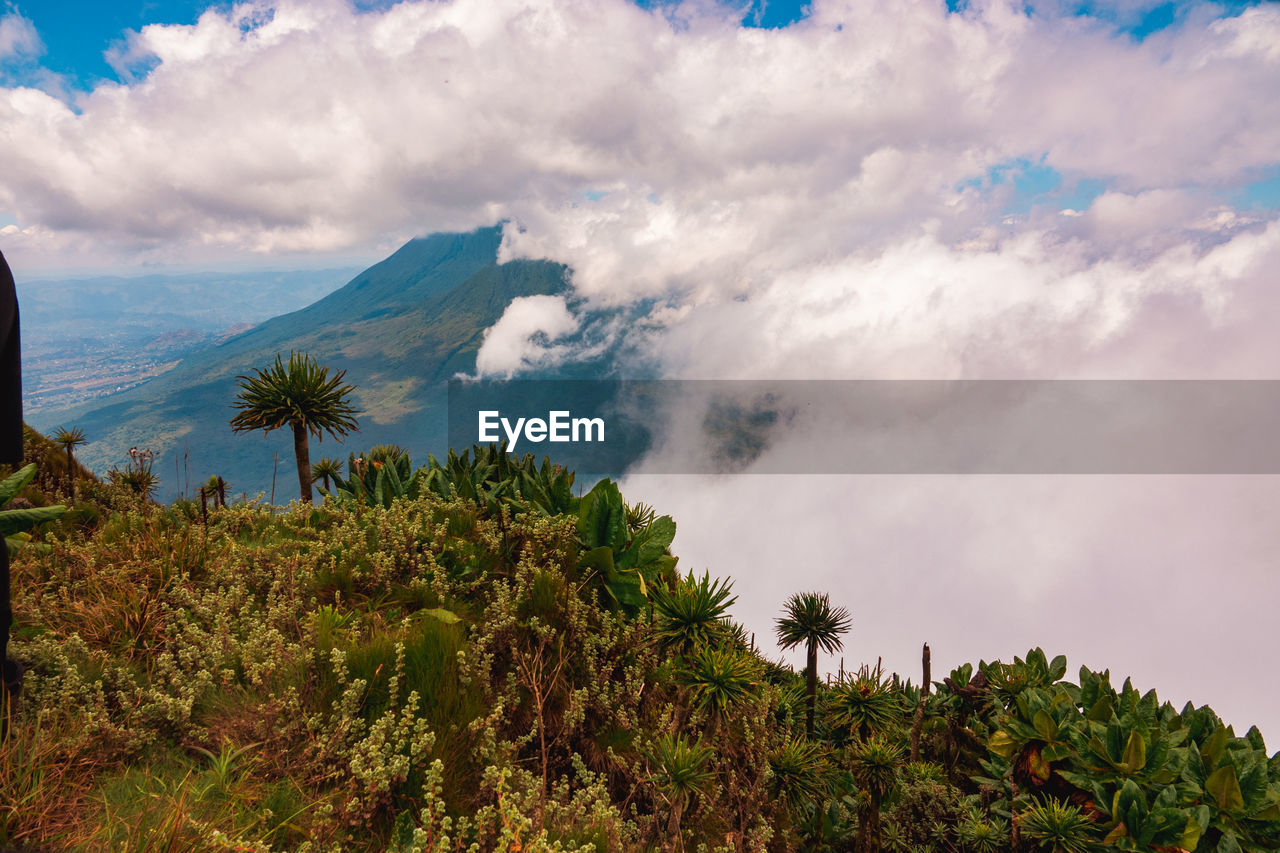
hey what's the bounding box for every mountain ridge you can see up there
[29,225,571,498]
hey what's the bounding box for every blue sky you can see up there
[18,0,1272,88]
[3,0,400,86]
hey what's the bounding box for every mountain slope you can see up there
[30,226,570,498]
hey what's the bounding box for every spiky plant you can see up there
[1018,798,1098,853]
[850,736,902,853]
[50,426,86,502]
[676,646,758,726]
[651,571,738,656]
[310,457,343,492]
[879,820,908,853]
[768,737,832,813]
[109,447,158,502]
[648,733,715,851]
[625,500,656,532]
[230,352,360,504]
[776,591,852,737]
[957,813,1007,853]
[366,444,409,464]
[833,666,903,741]
[721,619,753,651]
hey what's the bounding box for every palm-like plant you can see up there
[648,732,715,851]
[834,666,904,742]
[1018,798,1097,853]
[768,737,832,813]
[310,457,344,492]
[626,500,657,532]
[651,571,738,656]
[676,646,758,726]
[230,352,360,504]
[50,426,86,502]
[776,591,852,737]
[850,736,902,853]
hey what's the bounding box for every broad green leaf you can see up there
[385,460,404,497]
[5,533,51,553]
[1206,765,1245,813]
[578,546,615,576]
[1217,830,1242,853]
[988,730,1017,759]
[0,463,36,507]
[1107,724,1126,763]
[605,572,646,611]
[1055,769,1097,793]
[0,505,67,538]
[1103,822,1128,845]
[1122,731,1148,773]
[1033,709,1057,741]
[1179,812,1204,851]
[1048,654,1068,682]
[635,515,676,565]
[577,479,627,551]
[1087,693,1115,723]
[1203,726,1228,768]
[1254,800,1280,821]
[1119,779,1147,820]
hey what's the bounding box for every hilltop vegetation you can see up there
[2,444,1278,852]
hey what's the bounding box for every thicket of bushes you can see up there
[1,444,1276,852]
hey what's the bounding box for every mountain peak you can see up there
[32,224,569,497]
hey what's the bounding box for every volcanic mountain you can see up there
[32,226,571,498]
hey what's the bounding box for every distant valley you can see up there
[19,268,358,411]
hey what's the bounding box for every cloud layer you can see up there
[2,0,1278,268]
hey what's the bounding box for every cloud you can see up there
[619,469,1280,738]
[1,0,1278,270]
[0,10,41,60]
[474,294,580,377]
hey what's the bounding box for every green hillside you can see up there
[4,448,1278,851]
[30,227,569,499]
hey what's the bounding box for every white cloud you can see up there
[620,470,1280,739]
[0,0,1277,270]
[0,10,41,60]
[473,293,580,377]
